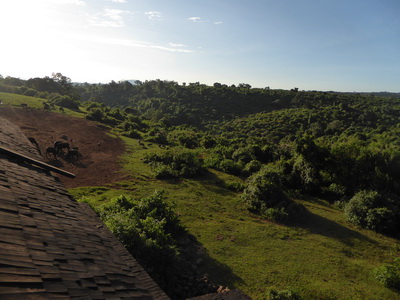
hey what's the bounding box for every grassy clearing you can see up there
[0,92,45,108]
[0,92,86,118]
[69,137,400,300]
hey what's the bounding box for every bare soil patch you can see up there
[0,107,129,188]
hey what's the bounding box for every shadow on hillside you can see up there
[192,171,239,196]
[292,207,377,246]
[179,233,244,291]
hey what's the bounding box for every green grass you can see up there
[69,136,400,300]
[0,91,86,118]
[0,92,45,108]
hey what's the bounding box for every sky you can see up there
[0,0,399,92]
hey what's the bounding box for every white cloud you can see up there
[88,36,194,53]
[86,8,129,27]
[168,43,187,48]
[145,11,161,20]
[107,0,126,3]
[188,17,201,22]
[188,16,217,24]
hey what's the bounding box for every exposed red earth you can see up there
[0,107,128,188]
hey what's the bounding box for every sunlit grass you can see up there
[0,92,44,108]
[0,91,86,118]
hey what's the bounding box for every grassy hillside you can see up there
[3,90,400,299]
[0,92,86,118]
[69,137,400,299]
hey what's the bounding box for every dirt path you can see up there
[0,107,129,188]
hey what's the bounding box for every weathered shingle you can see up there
[0,118,169,299]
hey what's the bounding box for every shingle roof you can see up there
[0,118,169,299]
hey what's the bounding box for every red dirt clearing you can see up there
[0,107,129,188]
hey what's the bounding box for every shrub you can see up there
[374,258,400,290]
[96,191,183,262]
[242,168,305,222]
[344,190,400,236]
[23,88,37,97]
[122,130,142,139]
[268,288,302,300]
[96,192,185,293]
[51,95,79,110]
[218,159,243,175]
[242,160,262,176]
[144,150,206,179]
[224,180,246,192]
[86,108,105,122]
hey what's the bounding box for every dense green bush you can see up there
[144,150,206,179]
[344,190,400,236]
[374,258,400,290]
[122,130,142,139]
[51,95,80,110]
[97,192,182,265]
[23,88,37,96]
[167,129,200,148]
[86,107,105,121]
[241,160,262,177]
[95,191,209,299]
[242,166,305,222]
[218,159,243,175]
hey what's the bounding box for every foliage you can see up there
[344,190,400,236]
[95,192,187,294]
[242,166,305,222]
[121,129,142,139]
[86,107,105,122]
[50,95,80,110]
[268,288,302,300]
[374,258,400,290]
[144,149,206,179]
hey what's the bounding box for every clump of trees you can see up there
[144,150,206,179]
[344,191,400,236]
[242,165,305,222]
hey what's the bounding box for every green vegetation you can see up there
[2,74,400,299]
[374,258,400,290]
[144,149,206,179]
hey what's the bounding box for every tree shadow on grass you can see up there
[289,206,378,247]
[178,232,244,292]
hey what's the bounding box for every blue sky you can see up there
[0,0,399,92]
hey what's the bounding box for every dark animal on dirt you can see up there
[45,147,58,159]
[54,141,70,153]
[66,149,80,160]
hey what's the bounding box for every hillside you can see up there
[1,76,400,299]
[0,94,399,299]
